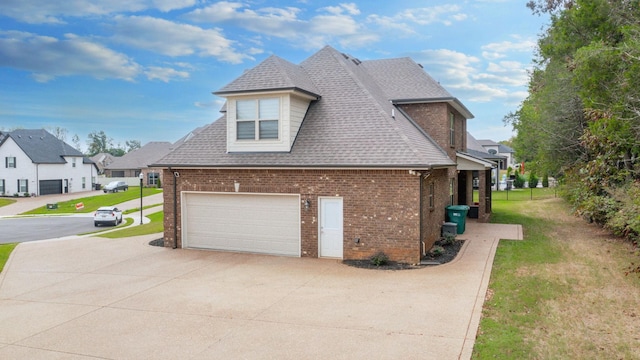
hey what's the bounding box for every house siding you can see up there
[162,168,450,264]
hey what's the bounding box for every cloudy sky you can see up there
[0,0,548,151]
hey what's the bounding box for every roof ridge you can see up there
[314,47,452,166]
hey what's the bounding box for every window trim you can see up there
[18,179,28,194]
[6,156,16,168]
[449,112,455,147]
[0,179,5,194]
[235,98,280,141]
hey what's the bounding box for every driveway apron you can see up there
[0,221,522,359]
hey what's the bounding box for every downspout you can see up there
[419,171,424,257]
[171,167,178,249]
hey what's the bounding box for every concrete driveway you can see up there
[0,223,522,360]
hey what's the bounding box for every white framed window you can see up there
[449,178,455,205]
[0,179,4,194]
[72,158,76,168]
[18,179,28,193]
[449,112,455,147]
[236,98,280,140]
[5,156,16,168]
[148,172,159,186]
[82,177,86,189]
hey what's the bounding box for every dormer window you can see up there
[236,98,280,140]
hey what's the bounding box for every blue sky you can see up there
[0,1,549,151]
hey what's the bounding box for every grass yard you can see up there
[0,243,18,273]
[21,188,162,215]
[0,198,17,208]
[473,198,640,359]
[98,211,164,238]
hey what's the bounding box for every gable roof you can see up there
[216,55,320,98]
[155,46,470,169]
[477,139,514,154]
[0,129,85,164]
[106,141,172,170]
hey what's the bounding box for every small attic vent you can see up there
[351,58,361,65]
[341,52,349,60]
[418,63,423,68]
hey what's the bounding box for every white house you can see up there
[477,139,516,170]
[0,129,97,196]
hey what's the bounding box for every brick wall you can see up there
[398,103,467,159]
[162,168,451,264]
[420,168,450,253]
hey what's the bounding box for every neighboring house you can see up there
[90,152,117,175]
[477,139,516,170]
[0,129,97,196]
[153,46,493,264]
[104,141,172,187]
[467,132,504,188]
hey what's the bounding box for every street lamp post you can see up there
[139,173,143,225]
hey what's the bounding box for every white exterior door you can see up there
[182,192,300,256]
[319,197,343,258]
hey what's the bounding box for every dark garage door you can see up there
[39,180,62,195]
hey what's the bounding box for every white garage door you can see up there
[182,192,300,256]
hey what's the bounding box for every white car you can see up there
[103,181,128,193]
[94,206,123,226]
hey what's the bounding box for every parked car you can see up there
[94,206,123,226]
[103,181,128,193]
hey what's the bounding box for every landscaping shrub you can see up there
[528,172,539,188]
[369,252,389,266]
[542,173,549,188]
[514,173,526,188]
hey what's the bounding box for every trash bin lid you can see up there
[446,205,470,211]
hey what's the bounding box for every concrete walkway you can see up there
[0,221,522,359]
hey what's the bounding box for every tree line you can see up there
[2,126,141,157]
[508,0,639,247]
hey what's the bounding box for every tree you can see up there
[71,134,81,152]
[86,131,112,156]
[125,140,141,152]
[48,126,67,142]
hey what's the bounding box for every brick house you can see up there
[153,46,493,264]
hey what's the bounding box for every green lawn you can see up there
[0,198,17,208]
[21,187,163,215]
[0,243,18,273]
[98,211,164,238]
[472,199,640,359]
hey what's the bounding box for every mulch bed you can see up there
[343,240,465,270]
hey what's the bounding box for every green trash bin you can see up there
[446,205,470,234]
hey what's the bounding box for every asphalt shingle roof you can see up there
[155,46,470,169]
[216,55,320,97]
[106,141,172,170]
[1,129,85,164]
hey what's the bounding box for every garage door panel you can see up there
[183,193,300,256]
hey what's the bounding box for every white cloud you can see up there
[185,1,377,49]
[481,36,537,59]
[0,31,140,81]
[0,0,196,24]
[110,16,249,63]
[368,5,467,33]
[145,66,189,82]
[410,48,531,104]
